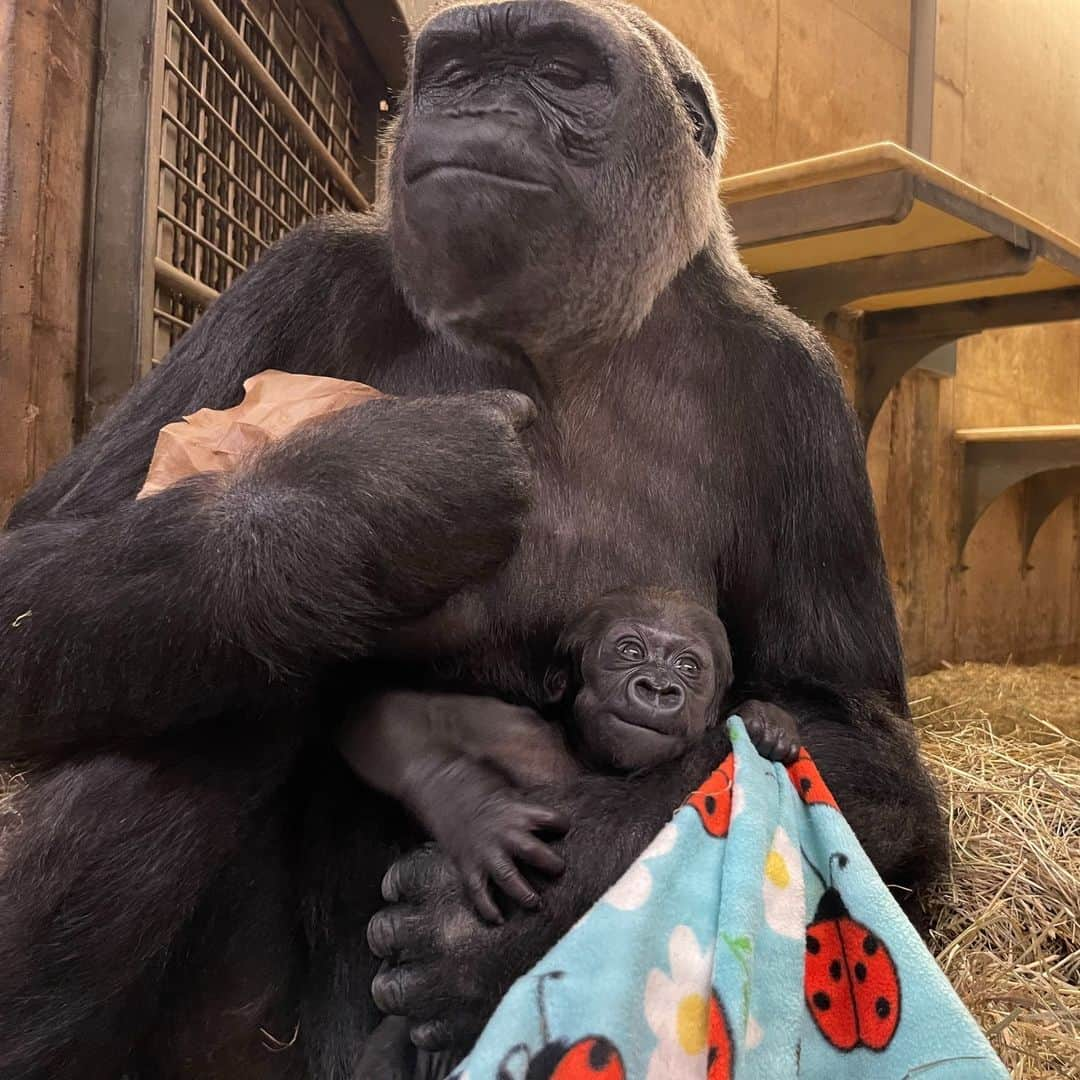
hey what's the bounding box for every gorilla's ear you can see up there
[542,664,570,705]
[674,74,718,158]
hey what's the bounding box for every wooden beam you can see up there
[861,287,1080,343]
[955,425,1080,443]
[728,171,912,250]
[0,0,99,521]
[770,237,1037,323]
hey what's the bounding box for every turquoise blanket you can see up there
[450,717,1007,1080]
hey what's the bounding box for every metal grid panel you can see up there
[152,0,379,363]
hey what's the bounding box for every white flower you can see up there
[645,925,715,1080]
[762,826,805,939]
[603,822,679,911]
[746,1014,763,1048]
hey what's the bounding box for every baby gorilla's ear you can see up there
[542,664,569,704]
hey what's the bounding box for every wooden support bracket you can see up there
[955,427,1080,563]
[1019,467,1080,571]
[839,287,1080,439]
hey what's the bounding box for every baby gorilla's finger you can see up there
[507,830,566,877]
[487,854,541,911]
[463,869,504,926]
[517,803,572,836]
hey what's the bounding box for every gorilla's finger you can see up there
[488,856,540,910]
[464,871,503,925]
[372,963,440,1017]
[518,803,571,836]
[480,389,537,432]
[367,908,435,961]
[410,1020,457,1053]
[507,831,566,877]
[381,846,445,903]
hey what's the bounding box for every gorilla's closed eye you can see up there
[674,74,717,158]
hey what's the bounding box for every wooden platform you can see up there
[954,425,1080,564]
[722,143,1080,433]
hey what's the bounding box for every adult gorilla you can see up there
[0,0,945,1076]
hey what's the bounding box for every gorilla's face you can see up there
[571,612,722,771]
[388,0,722,355]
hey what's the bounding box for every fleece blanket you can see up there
[449,717,1008,1080]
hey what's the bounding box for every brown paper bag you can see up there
[138,370,383,499]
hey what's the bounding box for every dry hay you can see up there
[912,663,1080,1079]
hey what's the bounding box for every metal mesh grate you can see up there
[152,0,382,363]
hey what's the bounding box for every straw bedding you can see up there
[913,663,1080,1079]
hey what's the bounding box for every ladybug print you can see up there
[786,749,839,810]
[688,753,736,837]
[707,991,734,1080]
[496,1035,625,1080]
[804,886,901,1052]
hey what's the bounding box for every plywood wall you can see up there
[642,0,1079,670]
[0,0,100,522]
[868,0,1080,669]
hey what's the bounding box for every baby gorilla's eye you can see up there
[675,655,701,676]
[617,638,645,661]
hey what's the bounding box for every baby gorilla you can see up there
[342,587,800,924]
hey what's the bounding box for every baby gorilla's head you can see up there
[545,587,733,772]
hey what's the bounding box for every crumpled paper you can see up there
[138,369,383,499]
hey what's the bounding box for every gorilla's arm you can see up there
[735,318,947,893]
[0,215,533,759]
[0,393,531,759]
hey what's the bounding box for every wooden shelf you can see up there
[721,143,1080,435]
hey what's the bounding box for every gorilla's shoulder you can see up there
[272,210,392,265]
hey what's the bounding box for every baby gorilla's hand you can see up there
[449,784,570,924]
[733,699,801,764]
[419,759,570,925]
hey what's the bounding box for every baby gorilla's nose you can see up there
[630,674,685,713]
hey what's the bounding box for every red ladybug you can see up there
[804,879,901,1052]
[488,974,626,1080]
[707,991,734,1080]
[495,1035,625,1080]
[688,753,735,837]
[786,749,839,810]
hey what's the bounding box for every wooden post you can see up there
[0,0,101,522]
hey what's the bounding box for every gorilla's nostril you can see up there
[631,676,684,711]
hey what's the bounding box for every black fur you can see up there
[0,2,945,1077]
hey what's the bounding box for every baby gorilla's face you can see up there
[573,613,721,771]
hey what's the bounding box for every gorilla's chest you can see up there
[405,381,732,695]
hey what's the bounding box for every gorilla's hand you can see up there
[367,724,732,1052]
[228,389,537,653]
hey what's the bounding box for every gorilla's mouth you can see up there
[406,162,553,192]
